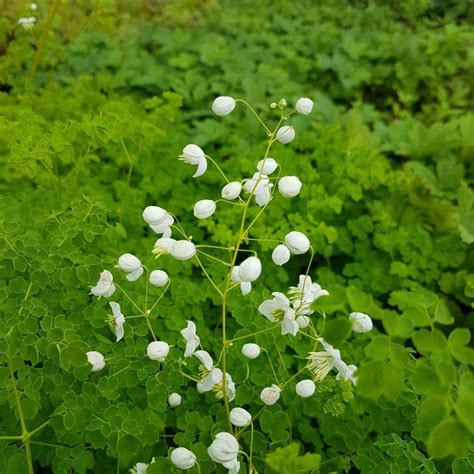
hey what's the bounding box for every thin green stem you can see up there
[280,365,309,389]
[236,99,271,134]
[179,370,200,383]
[0,435,22,440]
[28,421,50,438]
[205,155,231,183]
[197,249,231,267]
[228,326,278,343]
[115,284,143,314]
[262,348,280,384]
[120,137,135,185]
[194,254,223,296]
[148,282,170,315]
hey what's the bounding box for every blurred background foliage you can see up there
[0,0,473,472]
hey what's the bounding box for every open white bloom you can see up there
[170,447,196,470]
[349,312,373,333]
[243,172,273,207]
[193,351,235,400]
[109,302,125,342]
[296,379,316,397]
[117,253,143,281]
[257,158,278,175]
[149,269,169,287]
[260,384,281,405]
[295,97,314,115]
[278,176,302,198]
[152,237,176,258]
[230,407,251,427]
[170,240,196,260]
[238,256,262,282]
[221,181,242,200]
[241,343,260,359]
[212,96,236,116]
[231,266,253,295]
[18,17,36,30]
[208,432,239,469]
[87,351,105,372]
[143,206,174,237]
[181,321,200,357]
[90,270,116,298]
[131,458,155,474]
[193,199,216,219]
[276,126,295,144]
[147,341,170,362]
[180,144,207,178]
[258,292,299,336]
[284,231,310,255]
[272,244,290,266]
[307,338,353,383]
[289,275,329,315]
[168,393,182,408]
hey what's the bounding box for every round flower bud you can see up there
[257,158,278,175]
[149,270,169,287]
[170,240,196,260]
[295,97,314,115]
[143,206,166,225]
[276,126,295,144]
[208,432,239,464]
[230,407,252,427]
[87,351,106,372]
[272,244,290,266]
[147,341,170,361]
[193,199,216,219]
[241,343,260,359]
[349,312,373,333]
[238,256,262,282]
[296,379,316,398]
[117,253,144,281]
[260,384,281,405]
[284,231,310,255]
[212,96,236,116]
[168,393,182,408]
[182,144,205,164]
[221,181,242,200]
[278,176,302,198]
[170,447,196,470]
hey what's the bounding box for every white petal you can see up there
[193,156,207,178]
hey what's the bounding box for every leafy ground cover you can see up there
[0,0,473,473]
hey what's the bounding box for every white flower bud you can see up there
[208,432,239,465]
[143,206,166,225]
[238,256,262,282]
[181,144,205,164]
[147,341,170,361]
[257,158,278,175]
[212,96,236,116]
[87,351,105,372]
[168,392,182,408]
[349,312,373,333]
[221,182,242,200]
[117,253,144,281]
[272,244,290,266]
[170,447,196,470]
[241,343,260,359]
[170,240,196,260]
[149,270,169,287]
[193,199,217,219]
[284,231,310,255]
[90,270,116,298]
[260,384,281,405]
[276,126,295,144]
[30,3,38,11]
[295,98,314,115]
[278,176,302,198]
[230,407,252,427]
[295,379,316,397]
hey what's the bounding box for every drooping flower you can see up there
[180,144,207,178]
[276,126,295,144]
[289,275,329,315]
[260,384,281,405]
[336,363,358,385]
[130,458,156,474]
[243,172,273,207]
[272,244,290,266]
[258,292,299,336]
[241,343,260,359]
[168,393,182,408]
[221,182,242,200]
[295,379,316,398]
[295,98,314,115]
[193,199,217,219]
[307,338,353,383]
[152,237,176,258]
[231,266,252,295]
[284,231,310,255]
[170,447,196,470]
[117,254,143,281]
[181,321,200,357]
[278,176,302,198]
[349,312,373,333]
[238,256,262,282]
[90,270,116,298]
[30,3,38,10]
[87,351,106,372]
[149,269,169,287]
[169,240,196,260]
[109,301,125,342]
[212,96,236,116]
[257,158,278,175]
[230,407,251,427]
[18,17,36,30]
[147,341,170,362]
[143,206,174,237]
[208,432,239,469]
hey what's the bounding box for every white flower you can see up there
[109,302,125,342]
[284,231,310,255]
[18,17,36,30]
[296,315,310,328]
[289,275,329,315]
[243,172,273,207]
[30,3,38,10]
[231,266,253,295]
[131,458,156,474]
[212,96,236,116]
[278,176,302,198]
[149,270,169,287]
[181,321,200,357]
[170,447,196,470]
[194,350,214,371]
[193,199,216,219]
[90,270,116,298]
[117,253,143,281]
[147,341,170,361]
[241,343,260,359]
[193,352,235,401]
[307,338,351,382]
[238,256,262,282]
[230,407,251,427]
[295,98,314,115]
[143,206,173,237]
[336,364,358,385]
[260,384,281,405]
[272,244,290,266]
[221,182,242,200]
[168,393,182,408]
[152,237,176,258]
[295,379,316,398]
[257,158,278,175]
[258,292,299,336]
[87,351,105,372]
[208,432,239,468]
[170,240,196,260]
[227,459,241,474]
[180,144,207,178]
[349,312,373,333]
[276,126,295,144]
